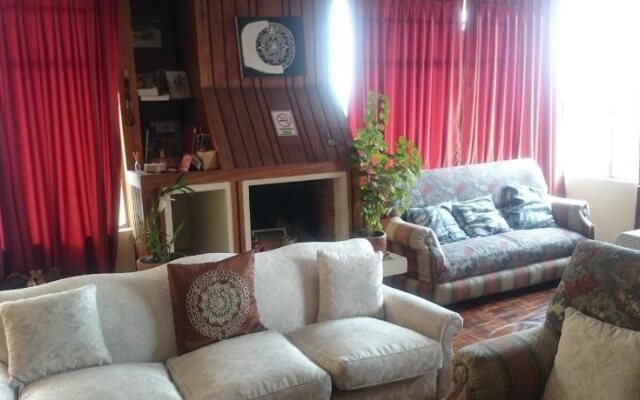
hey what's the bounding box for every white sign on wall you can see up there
[270,110,299,137]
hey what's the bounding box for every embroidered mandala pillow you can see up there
[168,252,265,355]
[404,203,468,244]
[0,284,112,388]
[451,195,511,237]
[501,184,557,229]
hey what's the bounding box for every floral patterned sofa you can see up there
[449,240,640,399]
[382,158,594,305]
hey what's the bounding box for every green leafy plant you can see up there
[351,92,422,235]
[137,175,194,263]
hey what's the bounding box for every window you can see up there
[556,0,640,181]
[328,0,354,115]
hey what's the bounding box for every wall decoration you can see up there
[132,18,162,48]
[270,110,299,137]
[165,71,191,99]
[236,17,306,77]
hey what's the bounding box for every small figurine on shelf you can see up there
[194,127,218,170]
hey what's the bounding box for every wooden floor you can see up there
[449,281,558,351]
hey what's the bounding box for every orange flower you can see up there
[359,176,367,186]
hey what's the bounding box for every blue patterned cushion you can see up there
[502,185,556,230]
[404,204,468,244]
[451,196,511,237]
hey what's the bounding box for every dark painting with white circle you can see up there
[236,17,307,77]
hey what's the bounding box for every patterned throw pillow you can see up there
[502,184,556,229]
[404,204,468,244]
[168,252,265,355]
[451,195,511,237]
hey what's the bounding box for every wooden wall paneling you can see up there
[222,0,243,87]
[262,88,310,164]
[214,88,251,167]
[188,0,213,87]
[298,88,338,161]
[316,86,351,160]
[118,0,142,170]
[240,87,278,166]
[304,87,340,161]
[200,89,236,168]
[208,1,227,87]
[229,88,264,166]
[253,86,285,165]
[285,88,325,162]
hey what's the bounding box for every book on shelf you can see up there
[137,87,159,97]
[139,94,170,102]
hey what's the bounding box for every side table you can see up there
[382,252,408,277]
[615,229,640,250]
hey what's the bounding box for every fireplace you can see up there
[242,172,349,251]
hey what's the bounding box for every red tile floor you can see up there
[449,281,558,351]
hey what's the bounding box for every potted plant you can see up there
[135,174,194,270]
[350,92,422,252]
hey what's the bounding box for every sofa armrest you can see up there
[548,196,594,238]
[382,216,445,284]
[449,326,558,400]
[383,285,463,398]
[0,362,16,400]
[382,216,441,249]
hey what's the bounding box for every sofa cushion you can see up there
[502,185,556,229]
[451,196,511,237]
[403,204,468,244]
[20,363,181,400]
[317,250,383,322]
[166,330,331,400]
[0,284,111,388]
[168,252,265,355]
[288,317,442,391]
[543,308,640,400]
[438,227,584,283]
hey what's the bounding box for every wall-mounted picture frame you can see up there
[132,18,162,48]
[236,17,307,78]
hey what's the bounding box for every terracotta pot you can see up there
[354,231,387,253]
[136,253,185,271]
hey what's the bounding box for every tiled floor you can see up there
[449,281,558,351]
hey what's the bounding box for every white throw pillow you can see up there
[542,307,640,400]
[0,284,112,387]
[316,250,383,322]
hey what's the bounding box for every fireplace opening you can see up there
[249,179,335,251]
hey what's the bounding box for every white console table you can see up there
[383,252,408,277]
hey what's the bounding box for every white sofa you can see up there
[0,239,462,400]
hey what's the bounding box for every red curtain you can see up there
[349,0,561,193]
[349,0,465,168]
[460,0,561,193]
[0,0,121,277]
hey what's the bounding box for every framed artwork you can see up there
[236,17,307,77]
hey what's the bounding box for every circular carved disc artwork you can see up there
[255,22,296,69]
[186,270,250,340]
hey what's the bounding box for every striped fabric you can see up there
[405,258,569,305]
[451,326,559,400]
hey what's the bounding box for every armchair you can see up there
[450,240,640,400]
